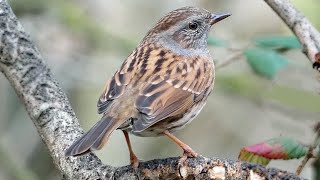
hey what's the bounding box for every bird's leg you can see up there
[163,130,198,165]
[123,131,139,168]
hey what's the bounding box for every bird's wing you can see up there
[97,49,139,114]
[68,49,143,156]
[133,53,214,132]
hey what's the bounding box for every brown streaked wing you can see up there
[97,50,138,114]
[133,56,214,132]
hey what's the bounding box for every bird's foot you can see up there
[130,154,141,179]
[177,147,198,178]
[178,146,198,166]
[130,153,140,169]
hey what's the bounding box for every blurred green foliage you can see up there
[0,146,38,180]
[217,74,320,113]
[56,0,136,52]
[9,0,47,16]
[254,36,301,51]
[244,48,288,79]
[207,36,227,47]
[292,0,320,30]
[9,0,136,53]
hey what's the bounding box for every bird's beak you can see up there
[210,13,231,25]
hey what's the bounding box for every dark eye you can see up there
[188,22,198,30]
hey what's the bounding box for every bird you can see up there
[65,6,230,168]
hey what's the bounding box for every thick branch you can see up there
[0,0,304,179]
[264,0,320,71]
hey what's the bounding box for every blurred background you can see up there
[0,0,319,179]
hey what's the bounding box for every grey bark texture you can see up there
[0,0,310,179]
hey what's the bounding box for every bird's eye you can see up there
[188,22,198,30]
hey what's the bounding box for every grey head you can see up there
[143,6,231,55]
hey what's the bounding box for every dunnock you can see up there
[65,6,230,167]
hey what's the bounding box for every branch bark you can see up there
[0,0,307,179]
[264,0,320,71]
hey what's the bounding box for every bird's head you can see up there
[144,6,230,55]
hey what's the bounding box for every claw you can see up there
[178,149,198,166]
[163,130,199,171]
[178,154,188,167]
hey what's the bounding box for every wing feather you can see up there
[97,50,138,114]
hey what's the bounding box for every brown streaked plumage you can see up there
[65,6,230,167]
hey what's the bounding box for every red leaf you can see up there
[238,137,307,166]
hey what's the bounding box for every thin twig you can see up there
[216,51,243,70]
[295,134,319,175]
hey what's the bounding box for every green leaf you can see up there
[238,137,308,166]
[244,48,288,79]
[255,36,301,50]
[207,36,226,47]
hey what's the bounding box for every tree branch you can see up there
[264,0,320,71]
[0,0,305,179]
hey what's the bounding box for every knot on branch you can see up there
[313,52,320,71]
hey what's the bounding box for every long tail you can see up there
[65,116,123,156]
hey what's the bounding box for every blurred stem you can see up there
[0,143,39,180]
[296,131,319,175]
[314,154,320,180]
[215,51,243,70]
[313,122,320,179]
[215,44,250,70]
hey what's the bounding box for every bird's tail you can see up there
[65,116,123,156]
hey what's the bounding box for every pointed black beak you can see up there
[210,13,231,25]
